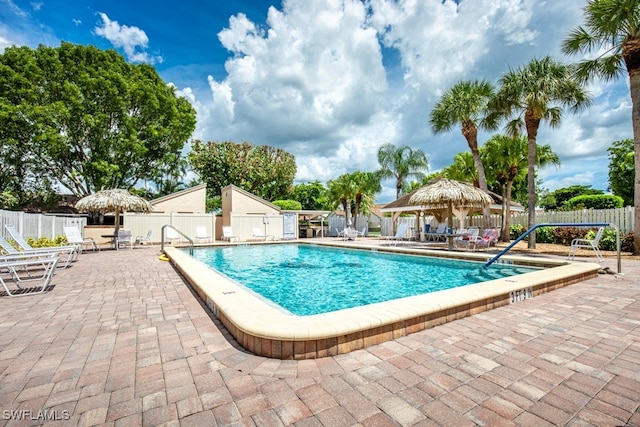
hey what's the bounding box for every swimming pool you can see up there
[189,244,538,316]
[165,241,601,359]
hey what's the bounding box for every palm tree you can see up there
[442,152,478,187]
[490,56,591,248]
[327,172,380,229]
[430,80,495,227]
[562,0,640,254]
[377,143,429,199]
[483,135,560,241]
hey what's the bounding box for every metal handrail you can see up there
[161,225,194,256]
[483,222,620,273]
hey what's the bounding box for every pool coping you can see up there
[164,242,601,359]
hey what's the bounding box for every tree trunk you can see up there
[503,180,514,242]
[525,113,541,249]
[462,121,491,229]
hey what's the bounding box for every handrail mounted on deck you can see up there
[161,225,194,256]
[483,222,620,273]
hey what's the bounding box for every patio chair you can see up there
[1,229,77,268]
[0,253,58,297]
[64,226,99,253]
[335,228,346,239]
[425,223,447,241]
[134,229,154,248]
[165,227,182,244]
[454,227,479,250]
[5,225,80,262]
[222,226,238,242]
[380,223,410,246]
[472,228,500,251]
[568,227,605,263]
[116,229,133,250]
[195,227,212,243]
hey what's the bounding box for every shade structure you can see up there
[408,179,493,248]
[75,189,153,234]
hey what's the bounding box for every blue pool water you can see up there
[188,244,539,316]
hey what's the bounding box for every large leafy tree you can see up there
[291,181,330,210]
[490,56,591,248]
[539,185,604,211]
[376,143,429,199]
[430,80,495,226]
[562,0,640,252]
[188,140,296,201]
[607,139,634,205]
[483,135,560,241]
[0,42,196,199]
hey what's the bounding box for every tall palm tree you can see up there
[327,174,357,227]
[490,56,591,248]
[377,143,429,199]
[430,80,495,227]
[562,0,640,254]
[442,152,478,187]
[483,135,560,241]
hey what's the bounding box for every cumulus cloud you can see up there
[94,13,163,64]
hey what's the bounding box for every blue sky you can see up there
[1,0,633,203]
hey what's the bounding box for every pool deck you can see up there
[0,238,639,426]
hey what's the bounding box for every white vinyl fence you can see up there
[0,209,87,241]
[123,212,216,243]
[380,206,634,237]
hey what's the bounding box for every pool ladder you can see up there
[483,222,621,274]
[160,225,194,256]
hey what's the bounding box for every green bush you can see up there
[272,199,302,210]
[26,235,68,248]
[535,226,554,243]
[622,232,634,253]
[510,224,526,240]
[551,227,587,245]
[564,194,624,210]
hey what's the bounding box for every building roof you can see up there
[150,183,207,205]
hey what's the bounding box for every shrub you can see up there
[510,224,526,240]
[564,194,624,210]
[552,227,587,245]
[26,235,67,248]
[582,228,619,251]
[622,232,634,253]
[272,199,302,210]
[535,226,554,243]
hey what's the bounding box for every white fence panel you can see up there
[0,209,87,241]
[230,214,284,240]
[122,212,216,243]
[328,216,370,237]
[510,206,633,233]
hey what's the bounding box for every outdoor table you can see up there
[445,233,464,250]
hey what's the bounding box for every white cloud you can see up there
[94,13,163,64]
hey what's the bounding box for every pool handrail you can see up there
[161,225,194,256]
[483,223,621,273]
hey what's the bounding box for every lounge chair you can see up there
[0,253,58,297]
[222,226,238,242]
[0,229,77,268]
[5,225,80,262]
[568,227,605,263]
[343,227,359,241]
[165,227,182,244]
[64,226,98,253]
[251,227,273,241]
[195,226,212,243]
[335,228,346,239]
[134,229,154,248]
[380,223,410,246]
[454,227,479,250]
[425,223,447,241]
[472,228,500,251]
[116,229,133,250]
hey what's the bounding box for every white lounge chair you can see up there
[222,226,238,242]
[194,226,212,243]
[568,227,605,263]
[380,223,410,246]
[454,227,479,250]
[471,228,500,251]
[64,226,98,253]
[164,227,182,244]
[251,227,273,241]
[0,253,58,297]
[5,225,80,262]
[134,229,154,248]
[1,229,77,268]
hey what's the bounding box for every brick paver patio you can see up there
[0,242,638,426]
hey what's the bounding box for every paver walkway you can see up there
[0,243,638,426]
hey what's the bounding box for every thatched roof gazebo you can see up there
[75,189,153,235]
[408,179,493,248]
